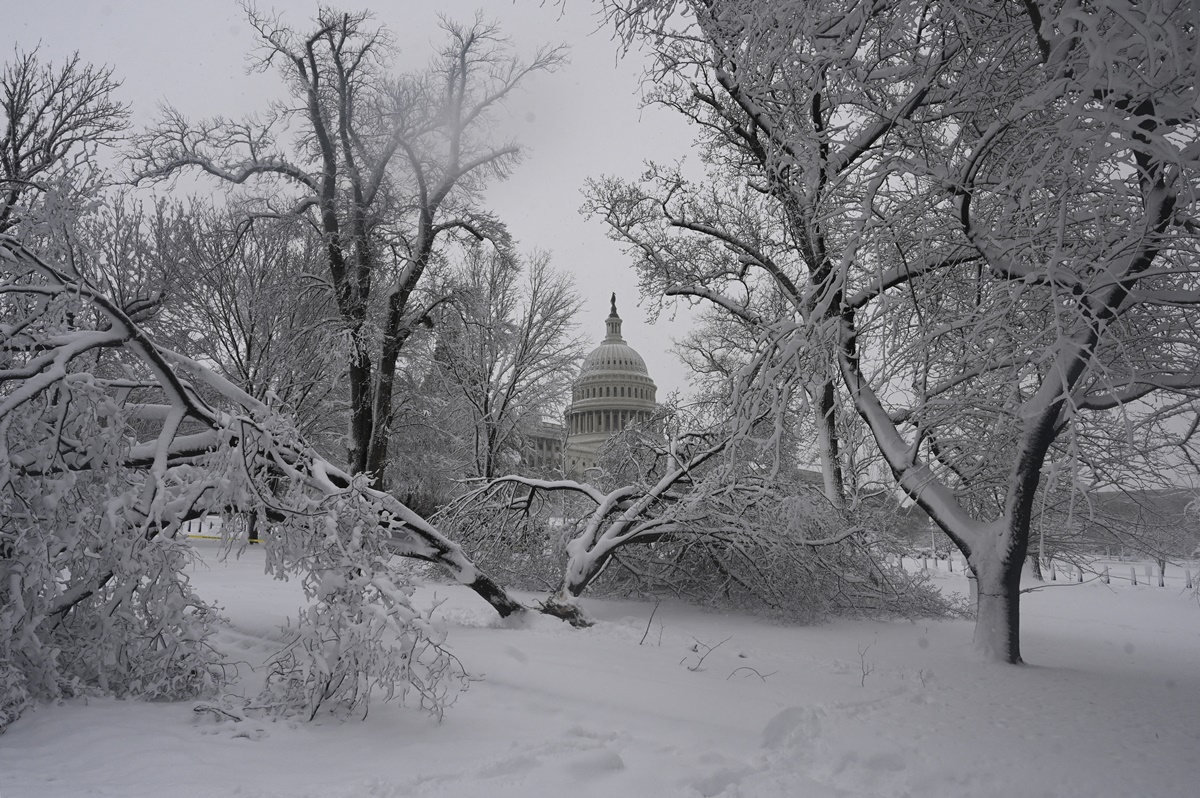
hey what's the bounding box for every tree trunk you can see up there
[364,335,400,490]
[364,294,421,490]
[539,590,593,627]
[538,544,614,627]
[348,342,374,477]
[971,554,1024,663]
[464,572,527,619]
[814,379,845,508]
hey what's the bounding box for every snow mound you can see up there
[1,545,1197,797]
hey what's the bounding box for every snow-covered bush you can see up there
[0,341,225,733]
[588,484,954,622]
[255,490,467,721]
[448,411,954,625]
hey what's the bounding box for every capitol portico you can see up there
[564,294,658,475]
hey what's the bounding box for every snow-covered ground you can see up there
[2,541,1198,797]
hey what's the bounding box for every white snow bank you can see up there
[1,541,1197,797]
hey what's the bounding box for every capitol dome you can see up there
[579,338,649,375]
[564,294,658,475]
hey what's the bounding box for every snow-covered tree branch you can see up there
[0,234,527,728]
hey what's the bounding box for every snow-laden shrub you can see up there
[588,486,956,622]
[445,423,956,624]
[0,655,29,732]
[0,371,466,729]
[256,491,467,721]
[0,377,225,733]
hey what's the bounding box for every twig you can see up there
[681,635,732,672]
[727,666,777,681]
[1020,574,1101,593]
[858,643,874,687]
[193,703,246,722]
[639,597,662,646]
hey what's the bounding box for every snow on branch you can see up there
[441,384,936,625]
[0,235,518,591]
[0,235,524,727]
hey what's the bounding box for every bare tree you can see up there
[131,7,566,488]
[0,49,128,239]
[600,0,1200,662]
[53,192,170,327]
[2,233,526,615]
[427,247,584,479]
[160,204,342,448]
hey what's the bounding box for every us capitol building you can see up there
[525,294,658,477]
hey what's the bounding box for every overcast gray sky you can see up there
[6,0,698,394]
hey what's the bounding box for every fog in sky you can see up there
[5,0,699,394]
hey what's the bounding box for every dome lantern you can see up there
[605,292,623,341]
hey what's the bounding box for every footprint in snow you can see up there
[475,753,539,779]
[762,706,825,752]
[690,765,761,798]
[564,724,619,743]
[565,748,625,777]
[502,645,529,664]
